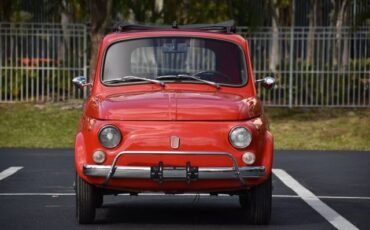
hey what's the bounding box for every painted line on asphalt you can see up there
[0,193,75,196]
[273,168,359,230]
[274,194,370,200]
[0,167,23,181]
[317,195,370,200]
[0,193,369,201]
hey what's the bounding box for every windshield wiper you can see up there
[156,74,220,89]
[104,75,165,86]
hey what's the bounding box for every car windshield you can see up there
[102,37,247,86]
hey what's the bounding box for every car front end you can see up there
[75,102,273,193]
[74,25,274,224]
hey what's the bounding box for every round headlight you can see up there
[98,125,121,148]
[92,150,106,164]
[229,126,252,149]
[242,152,256,165]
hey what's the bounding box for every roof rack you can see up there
[113,20,236,34]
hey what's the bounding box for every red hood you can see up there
[88,91,261,121]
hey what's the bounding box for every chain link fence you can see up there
[0,23,369,107]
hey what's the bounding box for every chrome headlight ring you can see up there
[98,125,122,149]
[229,126,252,149]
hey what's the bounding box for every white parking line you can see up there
[274,194,370,200]
[273,169,359,230]
[0,193,75,196]
[317,195,370,200]
[0,167,23,181]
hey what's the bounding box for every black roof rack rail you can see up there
[113,20,236,34]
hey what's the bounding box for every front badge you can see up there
[170,136,180,149]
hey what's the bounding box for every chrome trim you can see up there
[104,151,243,186]
[256,76,276,89]
[82,151,266,186]
[83,164,266,180]
[84,165,151,178]
[72,76,92,89]
[170,136,180,149]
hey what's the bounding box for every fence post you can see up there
[289,0,295,108]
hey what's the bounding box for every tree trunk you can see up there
[269,0,279,73]
[307,0,317,67]
[341,4,350,69]
[152,0,163,22]
[59,1,73,67]
[332,0,350,68]
[89,0,113,81]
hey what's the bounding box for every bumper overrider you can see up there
[83,151,266,186]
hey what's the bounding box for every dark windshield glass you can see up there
[103,37,247,86]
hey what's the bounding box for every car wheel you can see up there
[96,193,103,208]
[76,174,97,224]
[239,176,272,225]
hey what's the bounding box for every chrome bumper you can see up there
[84,165,266,179]
[82,151,266,186]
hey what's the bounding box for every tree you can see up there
[330,0,351,68]
[0,0,13,21]
[227,0,266,28]
[162,0,230,25]
[353,0,370,28]
[125,0,163,23]
[89,0,113,81]
[306,0,318,66]
[269,0,280,72]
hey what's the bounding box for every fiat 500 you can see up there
[73,21,275,225]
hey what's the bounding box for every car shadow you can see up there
[93,195,328,228]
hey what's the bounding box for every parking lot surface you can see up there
[0,149,369,229]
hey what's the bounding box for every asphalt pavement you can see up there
[0,148,369,230]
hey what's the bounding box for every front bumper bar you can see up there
[84,164,266,180]
[82,151,266,186]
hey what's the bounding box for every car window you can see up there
[131,46,216,76]
[103,37,247,86]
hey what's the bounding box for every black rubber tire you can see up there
[76,175,97,224]
[239,176,272,225]
[96,193,103,208]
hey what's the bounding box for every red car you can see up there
[73,21,275,225]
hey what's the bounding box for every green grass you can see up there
[0,102,81,148]
[266,108,370,150]
[0,102,369,150]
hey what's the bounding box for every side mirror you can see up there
[256,76,275,89]
[72,76,91,89]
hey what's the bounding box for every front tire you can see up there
[96,193,103,208]
[76,175,97,224]
[239,176,272,225]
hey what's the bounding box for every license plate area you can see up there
[163,167,187,179]
[150,161,198,183]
